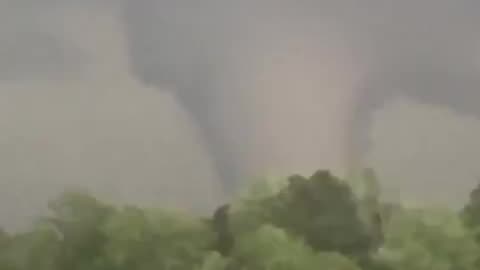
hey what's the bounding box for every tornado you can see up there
[122,0,480,202]
[123,0,366,197]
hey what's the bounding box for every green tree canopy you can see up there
[377,208,480,270]
[1,169,480,270]
[230,170,375,259]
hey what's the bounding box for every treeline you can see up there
[1,169,480,270]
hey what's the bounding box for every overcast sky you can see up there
[1,1,480,230]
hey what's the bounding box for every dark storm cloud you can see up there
[121,0,480,193]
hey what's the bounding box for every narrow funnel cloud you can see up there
[214,21,363,179]
[123,0,480,204]
[123,1,365,194]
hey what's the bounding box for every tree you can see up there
[228,224,360,270]
[376,208,480,270]
[0,225,61,270]
[196,252,230,270]
[212,204,234,256]
[2,169,480,270]
[262,170,375,258]
[101,206,213,270]
[44,191,115,270]
[462,181,480,230]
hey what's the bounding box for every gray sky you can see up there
[0,3,222,231]
[1,1,480,230]
[367,96,480,208]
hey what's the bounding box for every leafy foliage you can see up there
[1,169,480,270]
[462,182,480,232]
[101,206,213,270]
[230,170,376,260]
[377,208,480,270]
[229,224,361,270]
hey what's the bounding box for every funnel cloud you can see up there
[123,0,480,195]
